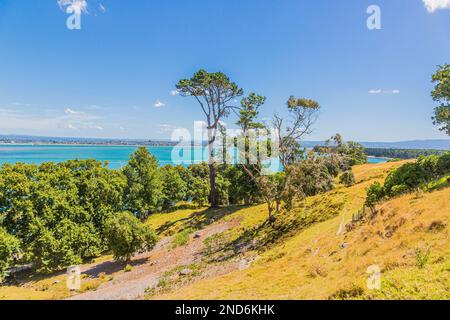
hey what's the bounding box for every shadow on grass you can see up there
[203,196,345,263]
[155,205,247,235]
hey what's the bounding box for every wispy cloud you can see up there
[158,124,176,134]
[57,0,88,15]
[422,0,450,12]
[170,90,180,96]
[368,89,400,95]
[64,107,85,116]
[154,100,166,108]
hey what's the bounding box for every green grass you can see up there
[171,228,194,248]
[427,174,450,191]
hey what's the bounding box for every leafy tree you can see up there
[0,160,126,274]
[160,165,188,209]
[0,228,20,283]
[176,70,244,207]
[239,96,320,220]
[322,134,367,166]
[189,176,210,207]
[105,212,158,263]
[224,165,260,205]
[365,182,385,214]
[383,163,429,196]
[123,147,163,219]
[437,152,450,175]
[215,172,231,205]
[431,64,450,135]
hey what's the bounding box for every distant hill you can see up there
[302,139,450,150]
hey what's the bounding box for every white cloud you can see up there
[368,89,400,95]
[99,3,106,13]
[57,0,88,15]
[170,90,180,96]
[154,100,166,108]
[64,108,84,116]
[422,0,450,12]
[67,123,78,130]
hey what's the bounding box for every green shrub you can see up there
[105,212,158,262]
[390,184,409,196]
[171,228,194,248]
[339,170,356,187]
[436,152,450,175]
[0,228,20,283]
[365,182,385,213]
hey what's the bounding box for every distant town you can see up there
[0,135,449,150]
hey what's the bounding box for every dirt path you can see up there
[68,221,235,300]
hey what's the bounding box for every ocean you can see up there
[0,145,388,169]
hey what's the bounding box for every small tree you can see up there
[431,64,450,135]
[105,212,158,263]
[238,96,321,221]
[161,165,188,209]
[123,147,163,219]
[365,182,384,215]
[340,170,356,187]
[0,228,20,283]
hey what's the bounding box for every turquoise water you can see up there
[0,145,193,169]
[368,157,390,164]
[0,145,388,169]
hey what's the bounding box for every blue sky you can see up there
[0,0,449,141]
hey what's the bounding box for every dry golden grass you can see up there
[153,161,449,300]
[2,160,447,300]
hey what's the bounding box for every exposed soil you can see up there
[68,220,239,300]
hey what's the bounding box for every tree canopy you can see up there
[431,64,450,135]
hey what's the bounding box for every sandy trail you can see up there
[68,221,235,300]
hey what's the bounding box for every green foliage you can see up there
[0,160,126,274]
[436,152,450,175]
[365,152,450,210]
[161,165,188,209]
[365,182,385,211]
[189,177,210,207]
[431,64,450,135]
[237,93,266,132]
[319,134,367,166]
[223,165,260,205]
[288,157,334,198]
[0,228,20,283]
[171,228,194,248]
[105,212,158,262]
[365,148,445,160]
[339,170,356,187]
[123,147,163,219]
[384,163,430,197]
[414,245,431,269]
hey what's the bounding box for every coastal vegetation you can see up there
[0,66,448,300]
[365,148,446,160]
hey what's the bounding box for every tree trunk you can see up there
[209,162,218,207]
[207,127,219,207]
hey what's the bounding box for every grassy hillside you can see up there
[1,160,448,300]
[151,161,449,300]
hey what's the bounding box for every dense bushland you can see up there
[0,141,365,280]
[365,152,450,212]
